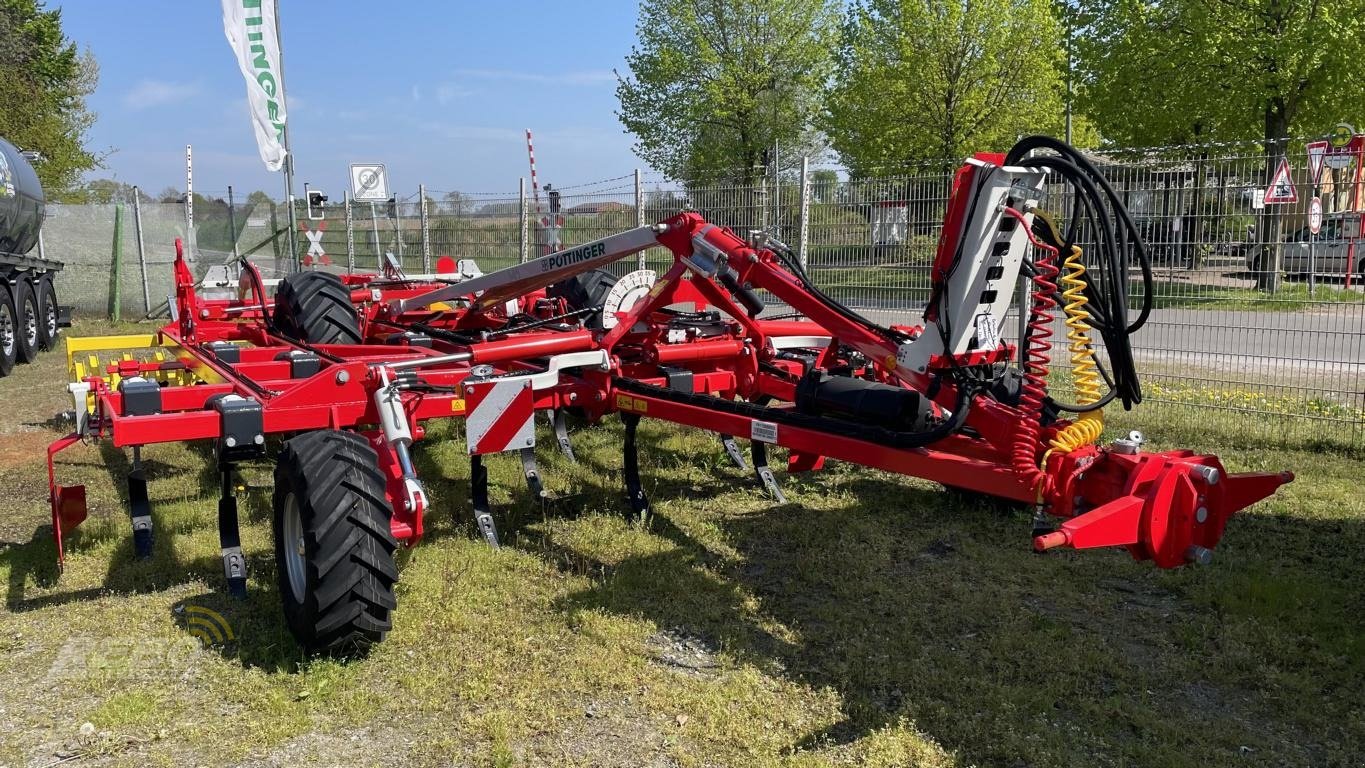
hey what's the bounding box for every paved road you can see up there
[766,300,1365,391]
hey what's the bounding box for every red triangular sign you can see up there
[1264,158,1298,204]
[1306,141,1329,184]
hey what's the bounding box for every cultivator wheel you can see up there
[546,268,617,328]
[0,283,16,377]
[272,430,399,654]
[14,278,39,364]
[273,271,363,345]
[37,276,58,351]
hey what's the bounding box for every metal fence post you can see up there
[391,197,405,262]
[519,177,529,263]
[798,156,811,271]
[111,203,124,322]
[132,187,150,314]
[419,183,431,272]
[227,185,239,262]
[635,168,646,270]
[369,202,381,270]
[344,191,355,273]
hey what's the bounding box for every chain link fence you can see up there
[37,139,1365,447]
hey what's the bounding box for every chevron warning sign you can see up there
[465,378,535,455]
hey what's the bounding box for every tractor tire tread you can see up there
[274,271,363,345]
[273,429,397,654]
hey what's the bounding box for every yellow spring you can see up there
[1033,210,1104,455]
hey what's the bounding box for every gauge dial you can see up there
[601,269,658,329]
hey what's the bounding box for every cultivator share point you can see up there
[45,138,1292,653]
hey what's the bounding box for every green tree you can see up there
[824,0,1069,173]
[442,190,471,216]
[53,177,151,204]
[1076,0,1365,147]
[616,0,838,184]
[809,168,840,203]
[0,0,99,192]
[1078,0,1365,290]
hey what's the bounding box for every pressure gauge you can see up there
[600,269,658,329]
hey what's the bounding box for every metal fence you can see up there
[38,139,1365,448]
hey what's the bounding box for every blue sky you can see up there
[57,1,649,199]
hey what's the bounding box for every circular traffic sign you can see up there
[1309,196,1323,235]
[1330,123,1356,149]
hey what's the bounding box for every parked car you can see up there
[1246,214,1365,276]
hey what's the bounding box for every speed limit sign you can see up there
[1309,196,1323,235]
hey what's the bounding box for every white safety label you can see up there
[975,313,1001,349]
[751,420,779,444]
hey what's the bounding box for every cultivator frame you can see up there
[45,141,1292,652]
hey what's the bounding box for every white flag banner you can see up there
[221,0,288,171]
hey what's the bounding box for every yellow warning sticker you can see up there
[615,394,647,413]
[451,398,466,413]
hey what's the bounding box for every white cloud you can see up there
[450,68,617,86]
[123,79,201,109]
[435,84,475,105]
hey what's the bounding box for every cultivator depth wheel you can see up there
[272,430,399,654]
[273,270,363,345]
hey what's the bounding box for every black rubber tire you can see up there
[547,268,618,328]
[13,279,39,364]
[273,271,362,345]
[273,430,399,654]
[36,276,58,351]
[0,284,16,377]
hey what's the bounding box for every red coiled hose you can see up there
[1003,208,1060,493]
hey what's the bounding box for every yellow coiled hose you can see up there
[1033,210,1104,455]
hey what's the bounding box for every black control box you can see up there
[207,394,265,462]
[119,376,163,417]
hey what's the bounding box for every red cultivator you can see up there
[46,139,1291,652]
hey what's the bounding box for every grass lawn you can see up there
[0,321,1361,766]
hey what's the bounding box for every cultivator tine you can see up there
[751,441,786,503]
[551,409,576,463]
[469,454,500,548]
[217,465,247,598]
[127,446,154,559]
[519,447,547,501]
[720,435,748,470]
[621,413,651,518]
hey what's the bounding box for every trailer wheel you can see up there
[13,279,39,364]
[273,430,399,654]
[273,271,363,345]
[0,284,16,377]
[36,277,58,350]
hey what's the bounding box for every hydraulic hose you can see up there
[1036,209,1105,454]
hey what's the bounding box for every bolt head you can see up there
[254,434,265,445]
[335,370,350,384]
[1185,545,1213,566]
[568,392,578,402]
[1195,506,1209,524]
[225,436,237,447]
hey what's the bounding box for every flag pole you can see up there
[274,0,299,271]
